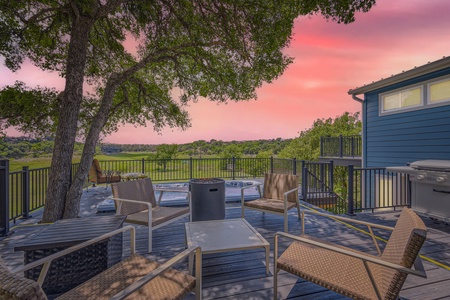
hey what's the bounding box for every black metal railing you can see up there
[94,157,276,181]
[320,135,362,158]
[301,161,348,214]
[0,157,412,237]
[0,157,302,233]
[0,160,9,236]
[347,166,410,214]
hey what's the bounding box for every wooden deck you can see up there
[1,186,449,299]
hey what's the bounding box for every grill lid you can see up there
[410,160,450,172]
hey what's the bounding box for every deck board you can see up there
[1,186,449,299]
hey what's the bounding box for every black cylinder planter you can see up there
[189,178,225,221]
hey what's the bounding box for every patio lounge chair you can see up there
[273,208,427,300]
[111,178,191,253]
[1,226,202,300]
[88,158,121,187]
[241,173,300,232]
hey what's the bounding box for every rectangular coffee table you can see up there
[185,218,270,275]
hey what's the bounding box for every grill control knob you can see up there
[436,176,446,183]
[416,174,426,180]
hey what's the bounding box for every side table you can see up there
[14,215,126,297]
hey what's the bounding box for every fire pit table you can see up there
[189,178,225,221]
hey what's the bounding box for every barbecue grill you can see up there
[386,160,450,223]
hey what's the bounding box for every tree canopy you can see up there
[0,0,375,222]
[279,111,361,160]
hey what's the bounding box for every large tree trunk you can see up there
[63,74,122,218]
[41,16,93,223]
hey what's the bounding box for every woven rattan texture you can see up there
[277,208,427,300]
[0,257,48,300]
[24,234,122,296]
[263,173,299,203]
[381,208,427,299]
[56,254,195,300]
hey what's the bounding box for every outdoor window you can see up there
[428,78,450,104]
[378,75,450,116]
[381,86,422,113]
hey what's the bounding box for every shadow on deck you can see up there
[1,186,449,299]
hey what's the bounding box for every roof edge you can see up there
[348,56,450,96]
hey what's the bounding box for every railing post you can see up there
[339,135,343,157]
[329,160,334,192]
[292,158,297,175]
[351,136,355,157]
[320,137,323,157]
[232,157,236,180]
[302,167,308,203]
[300,160,305,183]
[22,166,30,219]
[141,158,145,174]
[320,163,325,191]
[0,160,10,236]
[347,165,355,215]
[189,157,193,179]
[270,156,274,174]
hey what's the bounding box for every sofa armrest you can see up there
[241,182,262,204]
[154,188,191,206]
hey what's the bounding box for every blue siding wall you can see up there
[364,68,450,167]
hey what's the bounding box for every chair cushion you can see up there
[0,257,48,300]
[126,206,190,227]
[277,235,387,300]
[244,198,297,213]
[56,254,195,300]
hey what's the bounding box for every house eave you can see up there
[348,56,450,96]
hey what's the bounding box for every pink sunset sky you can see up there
[2,0,450,145]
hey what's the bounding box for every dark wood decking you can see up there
[1,186,450,300]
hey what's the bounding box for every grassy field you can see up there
[8,152,154,172]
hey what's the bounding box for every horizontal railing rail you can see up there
[320,135,362,158]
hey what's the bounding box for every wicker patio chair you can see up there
[111,178,191,253]
[241,173,300,232]
[1,226,202,300]
[273,208,427,300]
[88,158,121,187]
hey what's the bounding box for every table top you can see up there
[185,218,269,253]
[14,215,126,251]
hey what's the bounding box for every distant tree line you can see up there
[0,137,84,159]
[1,112,361,162]
[0,136,291,159]
[99,138,291,157]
